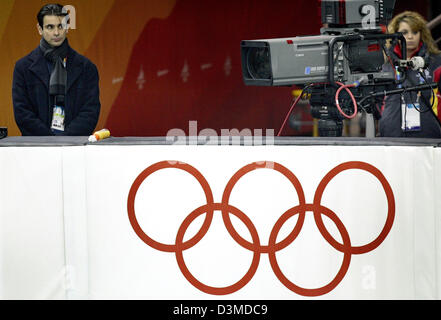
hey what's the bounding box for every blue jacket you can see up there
[12,45,100,136]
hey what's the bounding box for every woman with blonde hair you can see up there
[379,11,441,138]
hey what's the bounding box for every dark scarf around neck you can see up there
[39,38,68,106]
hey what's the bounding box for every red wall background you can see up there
[105,0,320,137]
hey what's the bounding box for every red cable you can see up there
[277,81,359,137]
[276,89,305,137]
[335,81,358,119]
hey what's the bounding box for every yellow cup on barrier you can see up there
[88,129,111,142]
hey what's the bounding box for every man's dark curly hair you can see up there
[37,4,68,28]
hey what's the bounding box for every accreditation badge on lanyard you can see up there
[401,74,423,132]
[401,102,421,131]
[51,105,65,132]
[51,58,67,132]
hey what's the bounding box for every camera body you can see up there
[241,32,396,87]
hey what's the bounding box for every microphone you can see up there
[407,56,425,70]
[395,56,427,71]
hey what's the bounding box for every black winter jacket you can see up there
[12,44,100,136]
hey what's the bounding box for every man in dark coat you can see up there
[12,3,100,136]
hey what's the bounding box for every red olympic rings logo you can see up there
[127,160,395,297]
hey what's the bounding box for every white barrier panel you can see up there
[84,145,438,299]
[435,148,441,300]
[1,144,440,299]
[0,148,66,299]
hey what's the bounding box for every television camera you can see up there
[241,0,438,137]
